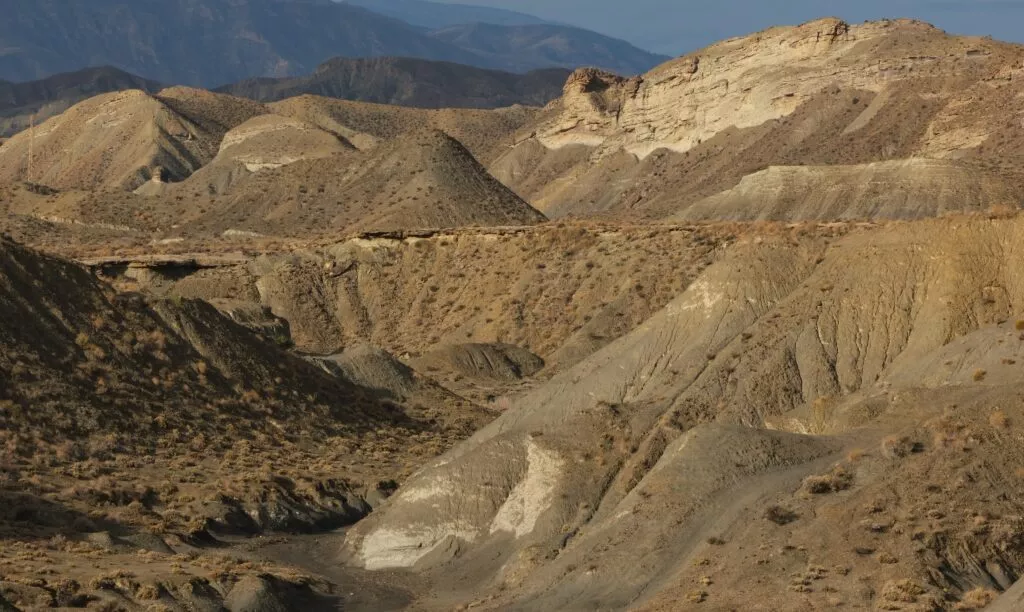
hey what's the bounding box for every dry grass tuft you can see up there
[846,448,868,462]
[880,579,926,604]
[801,466,853,495]
[955,587,999,610]
[880,435,916,459]
[990,410,1010,429]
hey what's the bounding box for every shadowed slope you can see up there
[218,57,569,109]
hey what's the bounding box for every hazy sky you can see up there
[438,0,1024,55]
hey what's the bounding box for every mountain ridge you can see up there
[0,59,568,138]
[0,0,666,87]
[341,0,555,28]
[216,56,570,107]
[0,66,164,137]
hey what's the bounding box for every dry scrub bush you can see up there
[986,203,1019,219]
[955,587,999,610]
[802,466,853,495]
[880,435,916,459]
[989,410,1010,429]
[846,448,868,462]
[929,414,970,450]
[136,585,163,601]
[880,579,926,604]
[765,505,798,525]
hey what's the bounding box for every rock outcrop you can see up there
[493,19,1024,220]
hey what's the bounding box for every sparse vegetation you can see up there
[765,505,799,525]
[880,435,916,459]
[990,410,1010,429]
[6,14,1024,612]
[801,466,854,495]
[955,588,999,610]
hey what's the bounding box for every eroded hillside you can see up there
[3,14,1024,612]
[121,224,731,368]
[346,215,1024,610]
[0,88,265,191]
[492,18,1024,221]
[0,235,489,607]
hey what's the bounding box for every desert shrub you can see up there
[930,415,969,449]
[881,579,926,603]
[990,410,1010,429]
[801,466,853,495]
[955,587,998,610]
[136,583,163,600]
[880,435,916,459]
[846,448,868,462]
[765,505,799,525]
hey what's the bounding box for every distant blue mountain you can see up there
[0,0,668,88]
[342,0,555,29]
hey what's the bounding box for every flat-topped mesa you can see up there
[535,18,955,159]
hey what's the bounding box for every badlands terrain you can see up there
[0,60,570,139]
[4,15,1024,612]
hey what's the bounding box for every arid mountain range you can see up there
[0,67,164,138]
[2,15,1024,612]
[342,0,554,29]
[215,57,570,107]
[0,0,667,87]
[0,59,569,138]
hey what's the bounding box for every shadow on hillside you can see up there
[0,489,118,541]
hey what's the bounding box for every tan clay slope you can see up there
[674,158,1022,221]
[0,235,498,606]
[0,234,490,528]
[0,233,392,449]
[0,90,543,237]
[343,215,1024,610]
[635,384,1024,612]
[136,112,358,196]
[153,86,268,137]
[0,88,265,191]
[179,129,544,237]
[1,126,538,239]
[991,577,1024,612]
[495,18,1024,220]
[211,113,355,172]
[270,94,538,163]
[160,224,728,365]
